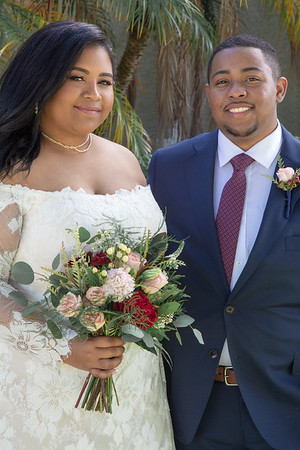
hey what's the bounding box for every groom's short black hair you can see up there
[207,34,281,83]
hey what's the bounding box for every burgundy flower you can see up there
[115,290,158,330]
[90,252,111,267]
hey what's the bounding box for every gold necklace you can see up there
[41,132,92,153]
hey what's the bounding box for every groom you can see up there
[148,34,300,449]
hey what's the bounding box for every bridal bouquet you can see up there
[10,219,203,413]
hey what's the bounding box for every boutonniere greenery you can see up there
[263,156,300,218]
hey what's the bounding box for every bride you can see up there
[0,21,174,449]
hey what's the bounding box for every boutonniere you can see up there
[264,156,300,218]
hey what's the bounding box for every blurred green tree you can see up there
[1,0,300,164]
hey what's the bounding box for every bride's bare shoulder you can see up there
[0,170,28,187]
[93,135,146,185]
[94,135,136,158]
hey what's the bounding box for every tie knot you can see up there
[230,153,255,172]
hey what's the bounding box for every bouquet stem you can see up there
[75,373,118,413]
[74,373,91,408]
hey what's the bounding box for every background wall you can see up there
[115,1,300,149]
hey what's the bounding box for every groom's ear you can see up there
[275,77,288,104]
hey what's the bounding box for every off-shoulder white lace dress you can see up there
[0,183,175,450]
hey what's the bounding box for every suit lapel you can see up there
[231,127,300,298]
[183,131,229,293]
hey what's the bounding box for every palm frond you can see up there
[157,37,178,145]
[189,53,206,137]
[100,0,213,51]
[0,1,45,38]
[84,1,115,45]
[16,0,76,20]
[157,33,191,144]
[261,0,300,51]
[156,0,214,144]
[0,1,46,75]
[216,0,240,44]
[97,88,152,173]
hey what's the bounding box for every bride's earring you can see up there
[35,103,39,115]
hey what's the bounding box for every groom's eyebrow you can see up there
[211,67,264,79]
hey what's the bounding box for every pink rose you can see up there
[141,271,168,294]
[125,252,145,275]
[85,286,107,306]
[79,308,105,332]
[57,292,82,317]
[277,167,295,182]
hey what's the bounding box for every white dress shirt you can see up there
[214,122,283,366]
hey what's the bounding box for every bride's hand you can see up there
[63,335,125,379]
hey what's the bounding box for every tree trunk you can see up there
[117,23,150,94]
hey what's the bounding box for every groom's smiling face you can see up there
[205,46,287,150]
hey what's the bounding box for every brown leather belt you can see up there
[215,366,238,386]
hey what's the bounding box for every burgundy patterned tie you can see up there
[216,153,255,285]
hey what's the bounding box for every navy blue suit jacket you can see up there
[148,126,300,449]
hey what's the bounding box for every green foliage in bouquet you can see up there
[10,218,203,413]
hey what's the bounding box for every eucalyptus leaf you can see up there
[138,341,157,355]
[8,290,28,307]
[158,302,180,316]
[121,333,141,343]
[146,326,165,341]
[142,332,155,348]
[84,270,100,287]
[151,232,168,247]
[121,323,144,338]
[193,328,204,345]
[79,227,90,243]
[50,292,59,308]
[150,232,168,252]
[173,314,195,327]
[175,330,182,345]
[22,302,40,317]
[11,261,34,285]
[52,254,60,270]
[47,319,63,339]
[86,235,99,245]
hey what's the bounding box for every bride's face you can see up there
[40,44,114,141]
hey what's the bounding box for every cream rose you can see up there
[57,292,82,317]
[126,252,145,275]
[85,286,107,306]
[141,271,168,294]
[276,167,294,182]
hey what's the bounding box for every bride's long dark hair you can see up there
[0,20,116,178]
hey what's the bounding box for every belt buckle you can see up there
[224,366,238,386]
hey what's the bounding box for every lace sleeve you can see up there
[0,190,71,365]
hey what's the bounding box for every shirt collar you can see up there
[217,121,282,169]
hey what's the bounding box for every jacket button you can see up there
[225,305,235,314]
[209,350,218,359]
